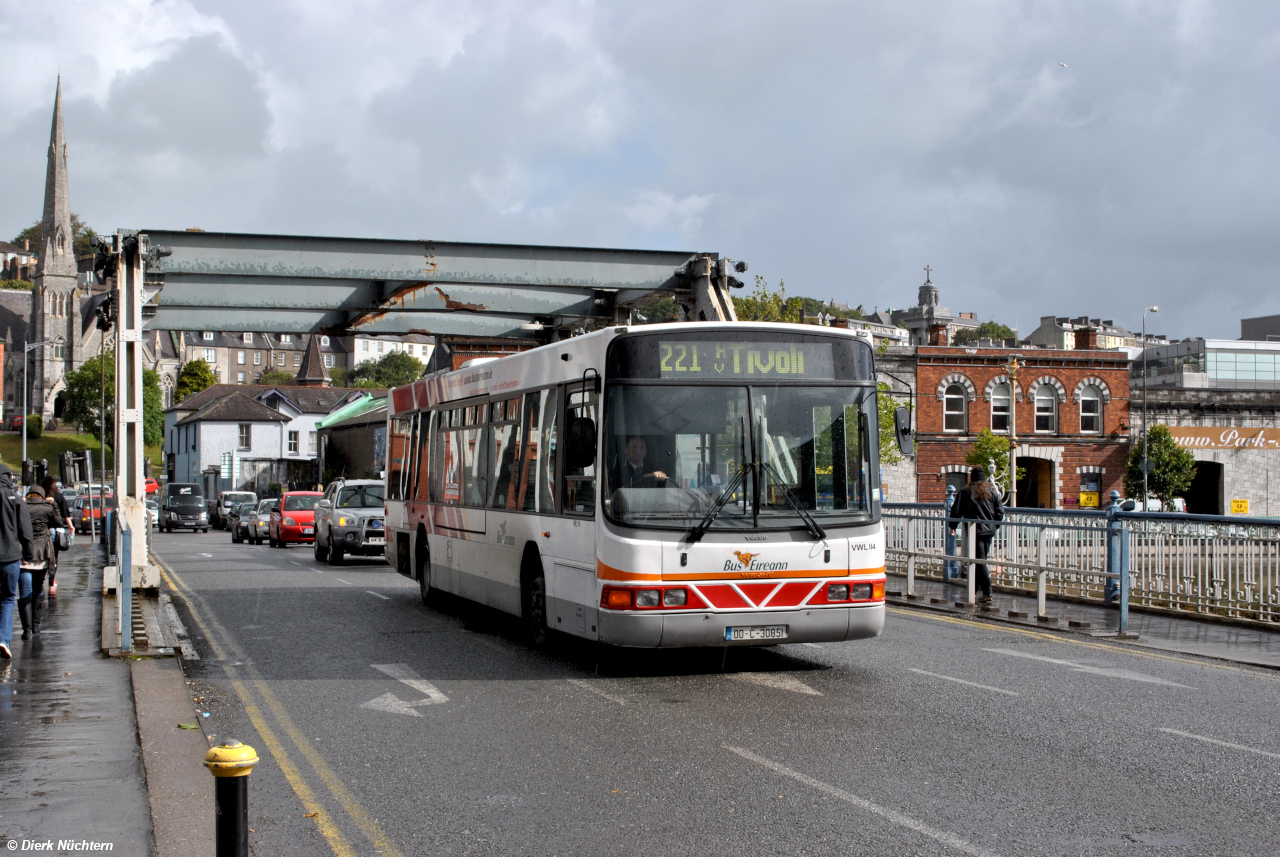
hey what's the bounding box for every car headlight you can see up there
[337,516,348,527]
[283,517,297,527]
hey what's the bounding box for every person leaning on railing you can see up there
[947,466,1005,605]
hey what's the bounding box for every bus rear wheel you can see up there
[523,562,548,647]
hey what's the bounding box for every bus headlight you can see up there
[635,589,661,608]
[850,583,873,600]
[827,584,850,601]
[663,589,687,607]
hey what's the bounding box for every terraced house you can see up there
[913,341,1131,508]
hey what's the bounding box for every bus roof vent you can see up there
[458,357,501,369]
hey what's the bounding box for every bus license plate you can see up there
[725,625,787,642]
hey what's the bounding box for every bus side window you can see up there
[387,417,411,501]
[413,411,432,503]
[516,389,556,514]
[561,387,598,515]
[537,390,558,513]
[461,413,491,508]
[517,392,541,512]
[489,398,522,510]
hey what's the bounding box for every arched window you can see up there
[1079,385,1102,433]
[1035,387,1057,433]
[990,384,1011,433]
[944,384,967,433]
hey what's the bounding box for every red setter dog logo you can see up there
[733,551,759,567]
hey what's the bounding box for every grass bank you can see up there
[0,430,162,471]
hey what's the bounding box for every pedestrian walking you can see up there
[40,475,69,596]
[17,486,64,640]
[0,463,34,659]
[947,466,1004,604]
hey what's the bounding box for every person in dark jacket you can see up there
[18,486,64,639]
[947,466,1005,604]
[40,476,69,595]
[0,463,34,658]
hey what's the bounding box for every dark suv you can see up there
[313,479,386,564]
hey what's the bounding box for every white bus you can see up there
[383,322,890,647]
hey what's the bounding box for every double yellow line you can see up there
[154,555,404,857]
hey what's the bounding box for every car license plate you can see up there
[303,527,314,535]
[366,537,384,545]
[725,625,787,642]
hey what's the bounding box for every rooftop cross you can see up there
[923,265,933,284]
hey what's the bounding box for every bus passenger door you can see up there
[546,383,600,638]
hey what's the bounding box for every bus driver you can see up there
[616,436,669,489]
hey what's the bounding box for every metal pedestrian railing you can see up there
[885,492,1280,631]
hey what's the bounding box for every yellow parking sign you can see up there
[1230,498,1249,515]
[1079,491,1100,508]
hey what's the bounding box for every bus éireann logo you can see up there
[725,551,788,573]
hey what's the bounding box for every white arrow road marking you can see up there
[727,672,822,696]
[199,553,213,558]
[334,578,353,585]
[567,679,627,706]
[1157,728,1280,760]
[361,692,426,717]
[372,663,449,704]
[983,648,1193,688]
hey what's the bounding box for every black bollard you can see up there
[204,739,259,857]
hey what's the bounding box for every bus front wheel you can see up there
[416,530,432,607]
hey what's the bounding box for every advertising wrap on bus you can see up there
[382,322,888,649]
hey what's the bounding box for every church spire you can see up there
[37,76,76,280]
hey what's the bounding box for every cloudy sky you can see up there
[2,0,1277,339]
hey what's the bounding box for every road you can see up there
[154,529,1280,857]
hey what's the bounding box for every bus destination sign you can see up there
[659,341,834,379]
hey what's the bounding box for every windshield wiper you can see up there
[686,464,749,545]
[760,461,827,541]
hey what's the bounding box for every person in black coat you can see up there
[18,486,64,638]
[0,463,34,658]
[947,466,1005,604]
[40,476,69,595]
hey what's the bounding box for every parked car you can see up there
[145,477,159,495]
[229,503,254,544]
[146,499,159,529]
[73,494,117,535]
[269,491,323,547]
[212,491,258,530]
[7,414,22,431]
[158,483,208,532]
[313,479,387,565]
[248,499,277,545]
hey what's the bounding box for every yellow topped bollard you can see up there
[204,740,259,856]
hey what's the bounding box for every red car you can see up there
[145,477,158,495]
[269,491,323,547]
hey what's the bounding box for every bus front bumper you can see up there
[598,603,885,648]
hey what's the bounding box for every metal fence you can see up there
[884,496,1280,628]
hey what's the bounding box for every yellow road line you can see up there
[156,562,358,857]
[157,556,404,857]
[887,604,1279,679]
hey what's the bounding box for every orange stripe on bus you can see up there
[596,560,662,582]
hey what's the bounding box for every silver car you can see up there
[313,479,386,564]
[249,499,278,545]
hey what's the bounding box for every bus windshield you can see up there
[602,382,874,532]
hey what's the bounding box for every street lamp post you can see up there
[22,335,66,476]
[1141,306,1159,510]
[1004,355,1021,509]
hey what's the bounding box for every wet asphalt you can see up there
[153,528,1280,857]
[0,544,153,854]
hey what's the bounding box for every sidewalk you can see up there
[0,544,153,853]
[887,572,1280,670]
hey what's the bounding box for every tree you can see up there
[877,383,910,467]
[259,371,297,386]
[11,213,97,261]
[733,276,803,323]
[327,365,351,388]
[175,359,217,402]
[965,428,1023,492]
[0,280,34,291]
[1125,423,1196,507]
[349,351,424,389]
[61,355,164,447]
[953,321,1018,346]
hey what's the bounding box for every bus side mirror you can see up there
[567,417,597,469]
[893,406,914,457]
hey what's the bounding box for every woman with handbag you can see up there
[40,476,70,595]
[17,486,64,639]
